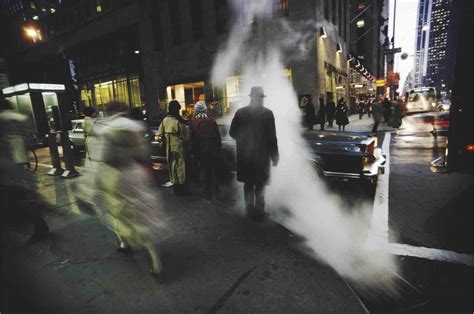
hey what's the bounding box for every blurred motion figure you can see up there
[0,96,49,245]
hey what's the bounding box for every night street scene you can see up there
[0,0,472,313]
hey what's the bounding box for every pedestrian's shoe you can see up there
[150,269,165,281]
[116,242,134,255]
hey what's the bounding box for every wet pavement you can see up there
[1,113,472,313]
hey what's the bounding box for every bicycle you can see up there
[24,132,40,173]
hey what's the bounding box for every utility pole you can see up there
[385,0,400,100]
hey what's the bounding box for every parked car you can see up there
[68,119,86,152]
[152,125,386,186]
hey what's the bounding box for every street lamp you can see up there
[24,26,42,43]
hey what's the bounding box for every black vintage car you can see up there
[150,124,386,186]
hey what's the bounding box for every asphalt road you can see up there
[8,114,472,313]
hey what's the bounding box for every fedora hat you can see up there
[249,86,266,98]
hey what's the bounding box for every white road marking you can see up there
[365,132,474,266]
[378,243,473,267]
[367,132,391,244]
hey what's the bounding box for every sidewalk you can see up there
[322,113,396,134]
[1,166,367,313]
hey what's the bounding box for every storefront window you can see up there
[80,89,92,107]
[82,76,141,111]
[167,81,205,118]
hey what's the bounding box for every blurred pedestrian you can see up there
[382,97,392,123]
[358,100,365,119]
[229,87,279,222]
[318,97,326,131]
[83,106,96,166]
[304,97,316,131]
[78,102,169,278]
[158,100,191,196]
[371,95,384,133]
[0,96,49,245]
[326,96,336,127]
[391,98,405,128]
[366,100,373,118]
[190,101,222,200]
[335,97,349,132]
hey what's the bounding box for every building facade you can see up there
[349,0,389,104]
[1,0,352,124]
[424,0,457,94]
[413,0,432,88]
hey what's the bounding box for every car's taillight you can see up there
[366,142,375,156]
[466,144,474,152]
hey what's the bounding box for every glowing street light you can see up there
[24,26,42,43]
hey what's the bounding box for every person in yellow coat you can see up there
[158,100,191,196]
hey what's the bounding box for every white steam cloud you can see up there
[212,1,399,296]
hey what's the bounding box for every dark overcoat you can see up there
[335,103,350,126]
[326,101,336,119]
[229,104,279,184]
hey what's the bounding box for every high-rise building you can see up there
[424,0,456,93]
[413,0,431,88]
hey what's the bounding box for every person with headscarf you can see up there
[158,100,191,196]
[229,87,279,222]
[190,101,222,200]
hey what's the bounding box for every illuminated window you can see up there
[167,81,205,116]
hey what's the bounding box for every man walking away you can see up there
[318,97,326,131]
[229,87,279,222]
[358,100,365,119]
[326,96,336,127]
[335,98,349,132]
[304,97,316,131]
[382,97,392,123]
[371,95,384,133]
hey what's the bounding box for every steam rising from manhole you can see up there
[212,0,399,297]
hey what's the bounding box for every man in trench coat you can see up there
[229,86,279,222]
